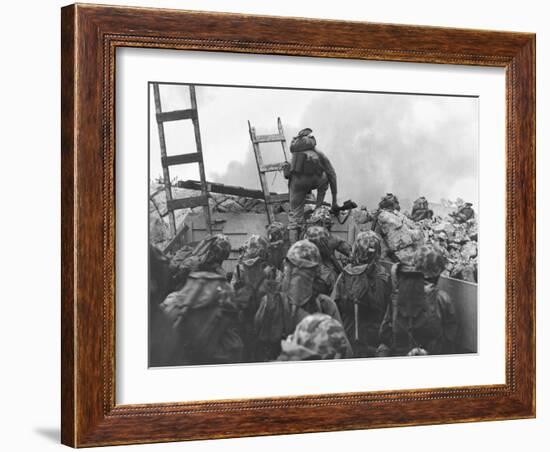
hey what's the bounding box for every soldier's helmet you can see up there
[378,193,400,211]
[205,234,231,264]
[308,206,333,228]
[414,244,447,279]
[266,221,287,243]
[286,239,320,269]
[279,313,352,360]
[304,225,330,247]
[408,347,429,356]
[297,127,313,137]
[352,230,382,265]
[161,272,234,326]
[241,234,269,261]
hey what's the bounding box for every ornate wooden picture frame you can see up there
[61,3,535,447]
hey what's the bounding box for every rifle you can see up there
[331,199,358,224]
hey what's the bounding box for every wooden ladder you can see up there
[152,83,212,240]
[248,117,289,224]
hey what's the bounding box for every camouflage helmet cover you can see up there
[352,230,382,265]
[206,234,231,263]
[414,244,447,278]
[241,234,269,261]
[279,313,352,360]
[308,205,333,227]
[408,347,429,356]
[266,221,287,243]
[305,225,330,245]
[286,239,320,269]
[160,271,234,325]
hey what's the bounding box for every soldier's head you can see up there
[308,206,333,229]
[161,271,234,328]
[297,127,313,137]
[266,221,288,244]
[283,240,321,306]
[408,347,429,356]
[278,313,352,360]
[285,239,321,270]
[352,231,382,266]
[241,234,269,264]
[414,244,447,284]
[304,225,330,251]
[203,234,231,266]
[379,193,400,211]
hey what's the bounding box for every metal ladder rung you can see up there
[161,152,202,167]
[167,195,209,211]
[253,133,285,143]
[156,108,197,123]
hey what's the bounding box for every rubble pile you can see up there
[373,210,478,282]
[150,182,477,283]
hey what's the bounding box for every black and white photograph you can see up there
[148,82,479,367]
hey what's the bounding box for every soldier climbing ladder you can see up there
[152,83,212,245]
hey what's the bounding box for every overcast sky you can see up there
[149,83,478,209]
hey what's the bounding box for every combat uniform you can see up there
[265,221,290,271]
[410,196,433,222]
[231,234,282,362]
[254,240,343,360]
[332,231,392,357]
[306,206,352,256]
[286,128,338,243]
[278,313,353,361]
[170,234,231,290]
[305,225,343,295]
[149,244,180,366]
[378,245,459,356]
[451,202,475,223]
[160,271,243,365]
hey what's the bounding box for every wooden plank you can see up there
[266,193,290,203]
[260,162,286,172]
[161,152,201,167]
[253,133,285,143]
[156,108,196,122]
[189,85,212,235]
[278,117,290,161]
[162,222,189,254]
[152,83,176,236]
[253,141,275,223]
[167,195,209,211]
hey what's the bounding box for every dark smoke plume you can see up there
[210,92,478,210]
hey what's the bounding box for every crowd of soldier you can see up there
[149,127,467,366]
[149,204,459,366]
